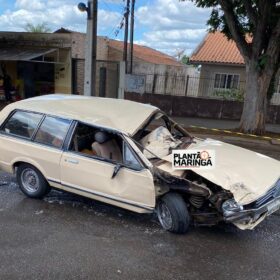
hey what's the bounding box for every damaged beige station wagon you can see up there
[0,94,280,234]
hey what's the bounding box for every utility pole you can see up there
[123,0,130,73]
[79,0,98,96]
[129,0,135,74]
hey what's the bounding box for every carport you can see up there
[0,47,70,100]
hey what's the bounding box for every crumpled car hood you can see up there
[161,138,280,205]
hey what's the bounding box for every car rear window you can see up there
[34,116,71,148]
[3,111,43,139]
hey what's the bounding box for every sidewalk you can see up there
[174,117,280,134]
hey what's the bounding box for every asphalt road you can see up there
[0,138,280,280]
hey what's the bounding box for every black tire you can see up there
[17,163,51,199]
[156,193,190,234]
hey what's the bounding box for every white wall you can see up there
[132,61,200,96]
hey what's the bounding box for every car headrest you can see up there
[94,131,110,144]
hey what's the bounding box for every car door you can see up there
[60,129,155,213]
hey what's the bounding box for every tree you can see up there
[24,23,51,33]
[181,0,280,134]
[181,55,190,65]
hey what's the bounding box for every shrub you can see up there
[211,89,244,101]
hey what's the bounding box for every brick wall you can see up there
[71,32,86,59]
[97,37,109,60]
[71,33,109,61]
[108,47,123,62]
[108,47,145,64]
[73,59,85,95]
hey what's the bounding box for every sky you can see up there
[0,0,211,56]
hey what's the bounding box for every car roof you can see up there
[4,94,158,135]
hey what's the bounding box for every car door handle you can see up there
[65,158,79,164]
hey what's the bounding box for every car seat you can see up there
[92,131,122,162]
[73,133,97,156]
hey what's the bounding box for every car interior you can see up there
[69,122,123,163]
[133,113,172,142]
[133,113,192,157]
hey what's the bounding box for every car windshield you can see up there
[133,113,193,160]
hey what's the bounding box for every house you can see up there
[0,29,119,100]
[0,31,73,100]
[0,28,185,100]
[108,39,182,66]
[54,28,182,66]
[55,28,186,97]
[190,31,280,104]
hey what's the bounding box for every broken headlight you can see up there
[222,199,244,216]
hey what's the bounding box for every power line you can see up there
[106,1,127,38]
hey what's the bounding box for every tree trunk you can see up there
[239,60,273,135]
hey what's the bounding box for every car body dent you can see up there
[233,214,267,230]
[1,95,280,231]
[60,150,156,212]
[0,94,158,136]
[160,138,280,206]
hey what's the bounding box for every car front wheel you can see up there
[156,193,190,234]
[17,164,51,199]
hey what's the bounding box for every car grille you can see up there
[255,179,280,208]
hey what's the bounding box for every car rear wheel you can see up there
[156,193,190,234]
[17,164,51,199]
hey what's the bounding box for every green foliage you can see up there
[211,89,244,102]
[181,55,190,65]
[24,23,51,33]
[180,1,280,43]
[180,0,280,99]
[180,0,280,133]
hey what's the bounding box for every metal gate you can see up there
[96,60,119,98]
[72,59,120,98]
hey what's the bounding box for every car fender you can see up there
[11,157,48,179]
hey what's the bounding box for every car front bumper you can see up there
[223,196,280,225]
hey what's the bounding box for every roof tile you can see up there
[190,32,245,65]
[54,28,183,66]
[109,40,183,66]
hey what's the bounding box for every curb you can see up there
[189,125,280,142]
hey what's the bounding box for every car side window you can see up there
[70,122,123,163]
[123,142,142,170]
[69,122,142,170]
[34,116,71,148]
[2,111,43,139]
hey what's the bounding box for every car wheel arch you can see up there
[12,160,47,179]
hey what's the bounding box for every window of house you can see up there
[214,73,240,89]
[34,116,71,148]
[2,111,43,139]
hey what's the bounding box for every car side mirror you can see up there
[111,164,123,179]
